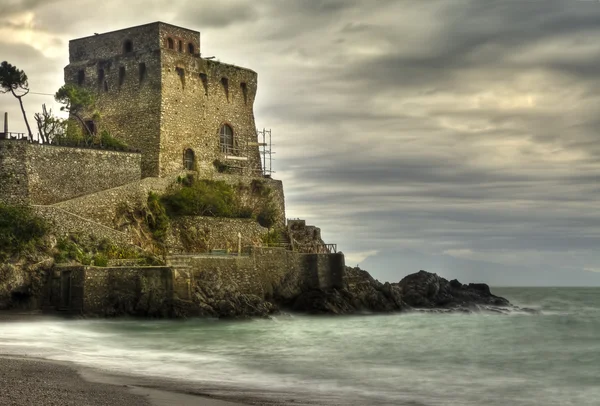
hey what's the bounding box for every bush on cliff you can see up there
[146,192,170,242]
[161,179,240,218]
[0,204,48,261]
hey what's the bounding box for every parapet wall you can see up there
[0,140,29,205]
[166,216,267,254]
[0,140,141,205]
[54,250,345,316]
[172,248,345,301]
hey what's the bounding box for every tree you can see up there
[54,84,97,142]
[34,104,65,144]
[0,61,34,140]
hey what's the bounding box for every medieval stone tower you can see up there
[65,22,262,178]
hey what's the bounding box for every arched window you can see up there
[184,149,195,170]
[219,124,234,154]
[188,43,195,54]
[167,37,174,49]
[123,39,133,53]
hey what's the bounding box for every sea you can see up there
[0,287,599,406]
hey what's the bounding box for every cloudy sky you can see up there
[2,0,600,285]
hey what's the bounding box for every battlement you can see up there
[69,22,200,63]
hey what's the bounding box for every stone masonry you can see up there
[65,22,262,178]
[0,139,141,205]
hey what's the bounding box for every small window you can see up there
[175,67,185,89]
[199,73,208,95]
[178,40,183,52]
[139,63,147,83]
[240,82,248,104]
[123,39,133,53]
[103,81,109,92]
[77,70,85,85]
[188,43,195,54]
[221,77,229,100]
[119,66,126,87]
[184,149,195,170]
[219,124,234,154]
[167,37,174,49]
[98,68,105,86]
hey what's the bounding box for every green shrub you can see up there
[237,206,254,219]
[257,204,278,229]
[250,179,271,197]
[0,204,48,261]
[162,179,238,218]
[261,229,280,246]
[93,253,108,267]
[99,130,128,150]
[146,192,170,242]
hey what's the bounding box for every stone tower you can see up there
[65,22,262,178]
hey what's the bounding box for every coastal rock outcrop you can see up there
[397,270,510,309]
[284,267,407,314]
[284,268,512,315]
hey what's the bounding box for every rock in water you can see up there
[282,268,511,315]
[397,270,510,309]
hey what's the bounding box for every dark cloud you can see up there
[177,0,259,28]
[2,0,600,284]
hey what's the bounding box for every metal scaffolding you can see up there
[256,128,274,177]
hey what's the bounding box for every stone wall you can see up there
[65,22,262,178]
[0,140,28,205]
[33,206,134,246]
[53,173,285,243]
[56,266,173,316]
[171,249,345,301]
[0,140,141,206]
[159,54,262,177]
[66,23,162,177]
[195,172,286,228]
[52,174,180,228]
[52,250,345,317]
[166,216,267,254]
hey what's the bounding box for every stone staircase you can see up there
[275,230,292,250]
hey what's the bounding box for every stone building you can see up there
[65,22,261,178]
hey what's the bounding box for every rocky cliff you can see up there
[285,268,516,315]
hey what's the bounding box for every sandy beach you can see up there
[0,356,247,406]
[0,312,249,406]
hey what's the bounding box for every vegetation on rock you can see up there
[0,204,49,262]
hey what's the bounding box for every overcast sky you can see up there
[2,0,600,285]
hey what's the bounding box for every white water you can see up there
[1,288,600,405]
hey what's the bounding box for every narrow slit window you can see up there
[77,70,85,85]
[221,77,229,100]
[119,66,126,87]
[123,39,133,53]
[240,82,248,104]
[139,63,147,83]
[98,68,105,86]
[176,67,185,89]
[188,43,195,54]
[178,40,183,52]
[167,37,174,49]
[199,73,208,95]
